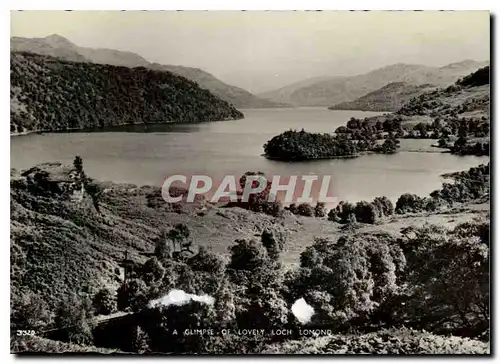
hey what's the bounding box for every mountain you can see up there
[150,64,286,108]
[397,66,490,118]
[260,61,489,107]
[11,35,285,109]
[329,82,437,112]
[11,34,87,63]
[10,52,243,134]
[258,76,335,106]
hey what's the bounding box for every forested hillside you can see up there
[11,35,285,109]
[329,82,436,112]
[10,52,243,134]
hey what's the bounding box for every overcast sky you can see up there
[11,11,490,93]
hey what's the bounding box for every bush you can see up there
[130,325,150,353]
[228,239,270,273]
[54,293,95,345]
[117,279,149,312]
[261,229,285,262]
[186,246,226,274]
[401,223,489,336]
[354,201,378,224]
[314,202,327,217]
[395,193,424,214]
[92,288,116,315]
[11,292,52,331]
[141,257,165,284]
[287,235,405,326]
[296,203,315,217]
[372,196,394,217]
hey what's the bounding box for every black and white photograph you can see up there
[8,9,491,355]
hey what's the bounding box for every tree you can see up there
[117,278,148,312]
[130,325,150,353]
[372,196,394,217]
[228,239,269,273]
[437,138,448,148]
[92,288,116,315]
[186,246,225,274]
[288,203,298,214]
[142,257,165,284]
[168,223,191,252]
[355,201,378,224]
[73,156,83,173]
[296,203,314,217]
[54,293,95,345]
[154,229,173,260]
[85,180,102,213]
[327,208,338,222]
[314,202,327,217]
[287,235,405,326]
[402,223,489,335]
[11,292,52,331]
[261,229,285,262]
[413,123,429,139]
[395,193,424,214]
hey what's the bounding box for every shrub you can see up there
[92,288,116,315]
[401,223,489,336]
[54,293,95,345]
[314,202,327,217]
[395,193,424,214]
[117,279,149,312]
[296,203,314,217]
[354,201,378,224]
[228,239,269,273]
[141,257,165,284]
[372,196,394,217]
[11,292,52,331]
[130,325,150,353]
[287,235,405,326]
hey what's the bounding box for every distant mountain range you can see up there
[259,60,489,107]
[328,82,438,112]
[11,34,287,109]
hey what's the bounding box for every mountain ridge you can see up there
[260,60,489,106]
[11,35,287,109]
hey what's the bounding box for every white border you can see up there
[2,2,497,364]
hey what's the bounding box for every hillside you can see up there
[397,66,490,118]
[10,52,243,134]
[328,82,437,112]
[260,61,489,106]
[150,64,287,108]
[323,66,490,157]
[11,35,285,109]
[10,160,490,354]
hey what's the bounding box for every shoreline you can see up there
[10,116,245,138]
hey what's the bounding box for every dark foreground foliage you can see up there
[10,161,490,354]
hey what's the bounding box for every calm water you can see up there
[11,108,489,203]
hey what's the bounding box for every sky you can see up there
[10,11,490,93]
